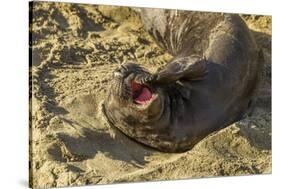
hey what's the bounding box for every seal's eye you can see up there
[131,81,152,104]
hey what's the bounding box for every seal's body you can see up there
[103,9,263,152]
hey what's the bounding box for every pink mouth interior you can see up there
[131,81,152,104]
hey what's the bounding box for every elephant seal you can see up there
[102,9,263,152]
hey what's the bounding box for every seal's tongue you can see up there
[131,81,152,104]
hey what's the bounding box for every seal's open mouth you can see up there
[131,81,152,104]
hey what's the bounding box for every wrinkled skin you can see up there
[102,9,263,152]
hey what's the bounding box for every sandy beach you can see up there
[29,2,272,188]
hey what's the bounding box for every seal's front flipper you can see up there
[151,55,208,84]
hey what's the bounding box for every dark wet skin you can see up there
[102,9,263,152]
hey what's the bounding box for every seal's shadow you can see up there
[52,117,153,167]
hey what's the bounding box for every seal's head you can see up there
[104,63,165,125]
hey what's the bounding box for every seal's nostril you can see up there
[121,64,128,71]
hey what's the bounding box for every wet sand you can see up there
[29,2,272,188]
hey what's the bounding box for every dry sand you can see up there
[29,2,272,188]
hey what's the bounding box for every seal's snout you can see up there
[113,63,136,79]
[110,63,158,106]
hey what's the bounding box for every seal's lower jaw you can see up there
[131,81,157,108]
